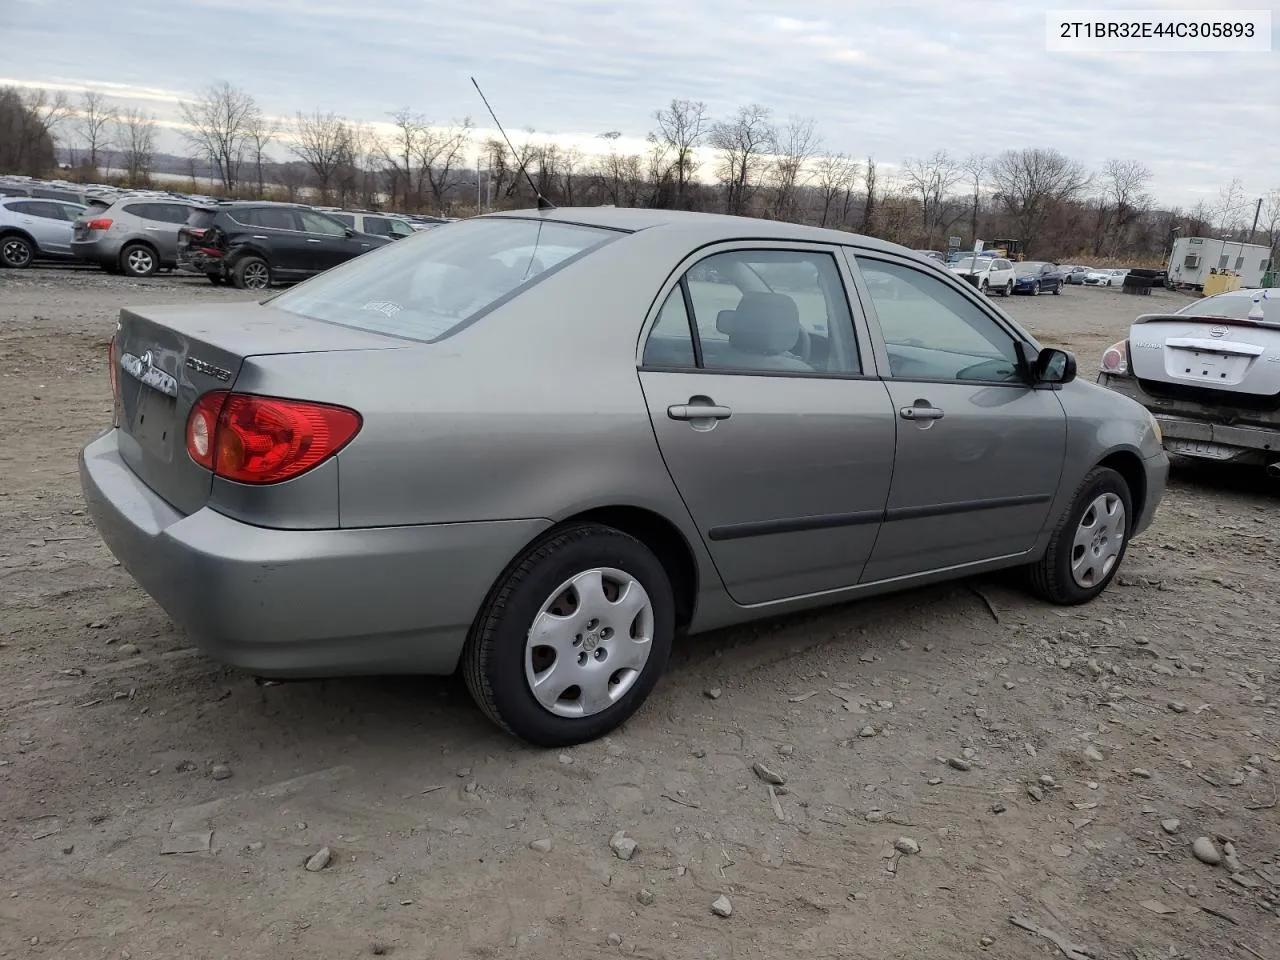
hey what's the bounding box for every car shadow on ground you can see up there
[1168,455,1279,501]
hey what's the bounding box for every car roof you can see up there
[482,206,913,255]
[1201,287,1272,300]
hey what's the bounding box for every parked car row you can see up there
[0,175,447,284]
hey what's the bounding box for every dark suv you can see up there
[176,201,391,290]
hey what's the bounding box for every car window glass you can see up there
[297,210,347,236]
[389,219,415,237]
[856,257,1021,383]
[156,203,190,224]
[680,249,859,375]
[5,200,35,215]
[330,213,356,228]
[240,207,297,231]
[123,202,153,220]
[268,218,618,343]
[642,287,696,368]
[361,216,394,237]
[24,200,64,220]
[57,202,86,221]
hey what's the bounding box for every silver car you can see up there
[0,197,87,268]
[80,208,1169,746]
[70,197,192,277]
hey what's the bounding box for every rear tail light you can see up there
[1100,340,1129,375]
[85,218,113,231]
[185,392,362,484]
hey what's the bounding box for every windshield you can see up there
[1015,262,1047,276]
[1176,293,1279,324]
[952,257,986,270]
[267,217,620,342]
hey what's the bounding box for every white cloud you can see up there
[1,0,1276,206]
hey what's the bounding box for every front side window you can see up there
[297,210,347,236]
[856,257,1022,383]
[644,249,860,375]
[268,217,619,343]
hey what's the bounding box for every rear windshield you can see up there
[1177,293,1279,323]
[267,217,620,343]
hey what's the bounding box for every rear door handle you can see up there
[306,238,322,243]
[668,402,732,421]
[900,404,945,421]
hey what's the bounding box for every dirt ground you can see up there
[1,267,1277,960]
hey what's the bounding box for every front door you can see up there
[849,254,1067,583]
[637,244,897,606]
[296,209,376,271]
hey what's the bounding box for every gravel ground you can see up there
[2,267,1278,960]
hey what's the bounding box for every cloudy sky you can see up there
[2,0,1276,208]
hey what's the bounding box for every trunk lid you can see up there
[113,301,405,515]
[1128,313,1280,406]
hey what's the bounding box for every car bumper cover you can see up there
[79,429,551,678]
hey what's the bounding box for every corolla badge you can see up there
[119,350,178,397]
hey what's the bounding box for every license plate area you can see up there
[130,387,178,459]
[1165,439,1240,460]
[1168,348,1248,384]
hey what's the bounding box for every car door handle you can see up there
[144,226,161,231]
[668,401,732,421]
[305,238,322,243]
[899,403,945,421]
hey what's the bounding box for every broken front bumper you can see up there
[1097,373,1280,464]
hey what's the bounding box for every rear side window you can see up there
[237,207,298,231]
[330,213,356,228]
[123,203,154,220]
[268,218,620,343]
[186,208,218,229]
[34,188,79,203]
[361,216,393,236]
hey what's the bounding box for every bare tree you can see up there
[901,150,963,246]
[244,110,279,198]
[1093,159,1153,255]
[1260,188,1280,250]
[416,119,474,213]
[814,153,859,228]
[593,131,646,207]
[1211,177,1250,235]
[74,91,117,173]
[0,86,57,175]
[988,147,1091,250]
[178,82,257,191]
[114,107,157,186]
[382,108,428,210]
[960,154,987,246]
[291,110,352,203]
[768,116,821,221]
[23,88,72,142]
[709,104,774,215]
[860,157,878,234]
[649,99,708,209]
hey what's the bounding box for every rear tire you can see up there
[462,523,675,747]
[1,234,34,269]
[980,279,989,294]
[1026,466,1133,605]
[1031,281,1040,296]
[120,243,158,277]
[232,256,271,291]
[1053,281,1061,295]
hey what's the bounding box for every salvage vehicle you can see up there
[950,254,1016,295]
[1097,287,1280,473]
[176,201,390,290]
[80,207,1169,746]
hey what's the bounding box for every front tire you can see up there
[980,279,989,294]
[462,523,675,747]
[1052,281,1061,295]
[1031,281,1040,296]
[1027,466,1133,605]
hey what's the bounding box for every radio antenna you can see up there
[470,76,555,211]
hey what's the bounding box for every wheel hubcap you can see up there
[525,567,655,718]
[245,264,268,288]
[3,239,30,265]
[128,249,153,273]
[1070,493,1126,588]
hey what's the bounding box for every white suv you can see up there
[324,210,418,240]
[950,256,1016,296]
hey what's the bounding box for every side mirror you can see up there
[1034,347,1076,385]
[343,227,356,238]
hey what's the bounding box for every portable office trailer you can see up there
[1167,237,1272,290]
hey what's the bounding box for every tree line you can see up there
[2,82,1277,264]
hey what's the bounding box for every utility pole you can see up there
[1250,196,1263,244]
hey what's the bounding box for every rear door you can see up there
[235,206,309,275]
[637,243,897,606]
[12,200,75,255]
[137,202,190,262]
[848,253,1067,583]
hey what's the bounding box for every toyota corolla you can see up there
[80,207,1169,746]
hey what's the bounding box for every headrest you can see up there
[716,309,737,335]
[729,293,801,355]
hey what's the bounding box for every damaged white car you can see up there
[1096,288,1279,474]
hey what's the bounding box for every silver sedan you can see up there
[80,207,1169,746]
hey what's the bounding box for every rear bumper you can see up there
[70,238,121,264]
[176,250,221,275]
[79,429,551,678]
[1097,373,1280,463]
